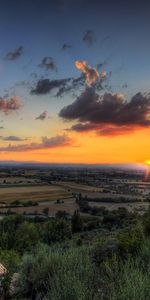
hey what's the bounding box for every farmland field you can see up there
[0,184,72,203]
[0,179,149,216]
[0,198,77,215]
[56,181,143,201]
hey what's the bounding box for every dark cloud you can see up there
[0,96,22,114]
[56,75,85,97]
[97,125,133,136]
[31,67,106,97]
[39,57,57,71]
[68,122,96,132]
[35,111,49,120]
[69,123,133,136]
[31,78,71,95]
[59,88,150,135]
[0,134,71,152]
[62,44,72,50]
[83,30,96,46]
[0,136,27,141]
[5,46,24,60]
[0,126,4,129]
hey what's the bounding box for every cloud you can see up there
[97,125,134,136]
[75,60,106,86]
[0,126,4,129]
[35,110,49,120]
[62,44,72,50]
[83,30,96,46]
[5,46,24,60]
[0,96,22,114]
[69,123,134,136]
[39,57,57,71]
[31,66,106,97]
[0,134,72,152]
[68,122,96,132]
[56,75,85,97]
[59,88,150,135]
[0,136,27,141]
[31,78,71,95]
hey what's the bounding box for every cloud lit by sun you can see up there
[75,60,106,86]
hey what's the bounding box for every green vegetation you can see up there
[0,206,150,299]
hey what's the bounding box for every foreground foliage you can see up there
[0,206,150,299]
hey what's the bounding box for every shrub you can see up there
[117,222,144,256]
[143,207,150,236]
[113,258,150,300]
[92,239,119,265]
[43,218,72,244]
[13,244,99,300]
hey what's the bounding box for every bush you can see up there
[143,207,150,236]
[15,221,40,253]
[92,239,119,265]
[113,258,150,300]
[13,244,99,300]
[117,222,144,256]
[43,218,72,244]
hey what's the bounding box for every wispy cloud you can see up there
[31,78,71,95]
[0,134,72,152]
[5,46,24,60]
[0,96,22,114]
[62,44,72,50]
[82,30,96,47]
[38,57,57,71]
[35,110,49,120]
[0,136,28,141]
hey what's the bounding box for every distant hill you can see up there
[0,161,146,171]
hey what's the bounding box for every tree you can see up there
[42,207,49,216]
[43,219,71,244]
[56,210,68,219]
[0,215,25,250]
[71,210,83,233]
[15,222,40,253]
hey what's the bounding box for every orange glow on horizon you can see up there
[0,127,150,164]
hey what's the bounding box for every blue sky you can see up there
[0,0,150,97]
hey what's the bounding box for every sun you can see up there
[145,160,150,166]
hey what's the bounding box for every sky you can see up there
[0,0,150,164]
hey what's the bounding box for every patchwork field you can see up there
[56,181,143,201]
[0,184,72,203]
[0,198,78,215]
[56,181,102,192]
[0,176,39,184]
[0,180,149,216]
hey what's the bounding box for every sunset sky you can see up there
[0,0,150,164]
